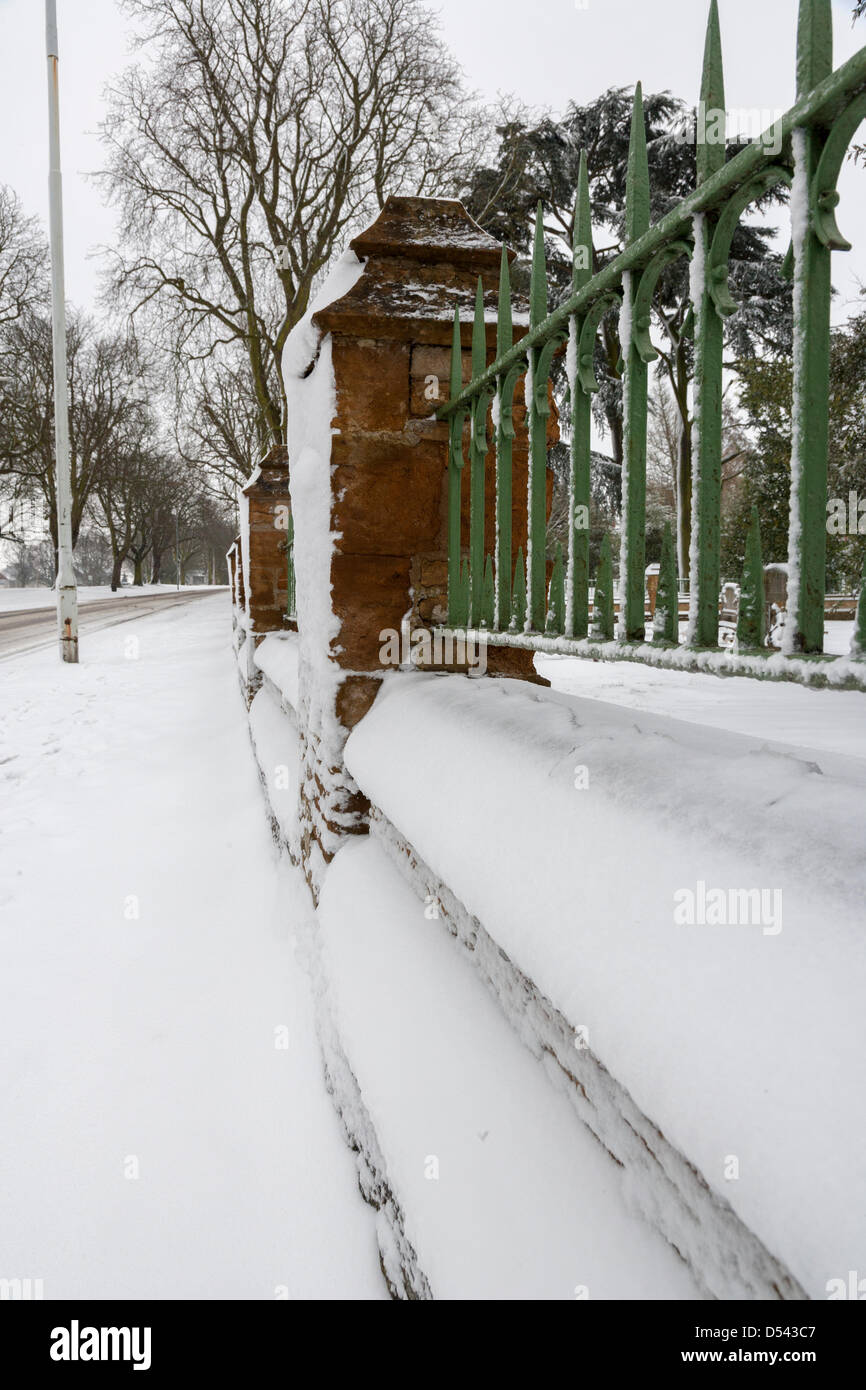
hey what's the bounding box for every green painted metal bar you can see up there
[468,278,490,628]
[593,534,615,641]
[437,41,866,421]
[738,505,766,649]
[286,512,296,619]
[567,153,593,640]
[447,308,467,626]
[618,84,651,641]
[494,248,519,631]
[653,521,678,644]
[785,0,834,655]
[811,91,866,250]
[482,554,495,628]
[511,547,527,632]
[546,541,565,635]
[688,0,726,648]
[527,204,549,630]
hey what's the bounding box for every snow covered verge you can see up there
[0,595,383,1298]
[342,671,866,1300]
[242,662,432,1296]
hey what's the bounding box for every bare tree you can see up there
[0,312,145,573]
[72,522,115,585]
[172,349,267,498]
[98,0,488,447]
[94,438,149,590]
[0,185,47,331]
[648,378,749,536]
[6,538,56,587]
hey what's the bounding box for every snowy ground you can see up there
[663,619,854,658]
[537,627,865,762]
[0,584,225,613]
[0,593,382,1300]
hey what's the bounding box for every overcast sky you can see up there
[0,0,863,319]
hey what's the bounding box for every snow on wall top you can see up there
[349,195,513,269]
[282,249,367,382]
[254,631,299,713]
[344,671,866,1299]
[311,197,523,348]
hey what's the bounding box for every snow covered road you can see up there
[0,593,383,1299]
[0,587,225,660]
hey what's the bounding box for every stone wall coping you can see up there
[349,195,513,270]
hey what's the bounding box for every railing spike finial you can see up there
[697,0,726,186]
[626,82,650,245]
[797,0,833,97]
[530,201,548,328]
[497,246,512,362]
[472,277,486,383]
[573,150,593,294]
[449,305,462,400]
[511,548,527,632]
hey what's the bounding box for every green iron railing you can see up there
[437,0,866,685]
[286,512,296,622]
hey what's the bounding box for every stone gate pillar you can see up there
[285,196,557,898]
[241,443,295,637]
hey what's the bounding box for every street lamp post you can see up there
[45,0,78,663]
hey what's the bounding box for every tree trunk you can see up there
[676,421,692,581]
[110,553,123,592]
[151,548,162,584]
[133,557,144,585]
[48,511,60,582]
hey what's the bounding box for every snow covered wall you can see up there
[343,670,866,1300]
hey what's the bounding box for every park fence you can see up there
[436,0,866,682]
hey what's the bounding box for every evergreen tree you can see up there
[725,312,866,593]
